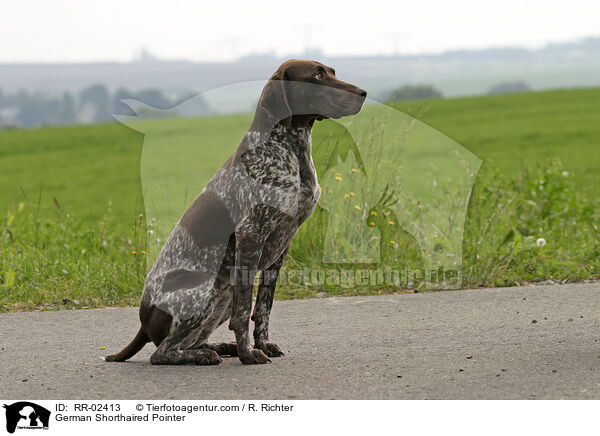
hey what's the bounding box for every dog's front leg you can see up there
[252,248,287,357]
[229,232,271,364]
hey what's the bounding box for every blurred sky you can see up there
[1,0,599,63]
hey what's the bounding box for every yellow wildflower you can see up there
[388,221,395,225]
[370,211,377,216]
[354,205,361,211]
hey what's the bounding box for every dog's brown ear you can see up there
[256,69,292,129]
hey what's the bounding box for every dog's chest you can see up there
[296,150,320,225]
[270,127,320,224]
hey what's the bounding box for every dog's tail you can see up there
[104,328,150,362]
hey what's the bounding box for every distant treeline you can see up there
[1,79,533,130]
[383,84,444,102]
[382,81,531,102]
[0,84,211,129]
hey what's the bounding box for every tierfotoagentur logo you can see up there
[115,78,480,319]
[2,402,50,433]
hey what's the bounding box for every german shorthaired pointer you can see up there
[105,59,367,365]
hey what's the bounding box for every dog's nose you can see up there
[357,88,367,97]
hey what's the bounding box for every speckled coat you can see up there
[105,59,366,365]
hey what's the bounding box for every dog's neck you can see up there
[270,122,312,155]
[249,103,316,137]
[247,113,315,153]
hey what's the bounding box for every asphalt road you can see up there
[1,283,599,399]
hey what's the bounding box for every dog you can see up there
[105,59,367,365]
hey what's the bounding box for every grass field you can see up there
[1,87,599,311]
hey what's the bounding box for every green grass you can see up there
[390,88,600,288]
[1,87,599,311]
[393,88,600,192]
[0,123,144,221]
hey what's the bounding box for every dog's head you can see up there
[255,59,367,129]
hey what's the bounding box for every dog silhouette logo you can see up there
[117,81,481,290]
[2,402,50,434]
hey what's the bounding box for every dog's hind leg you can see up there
[150,336,222,365]
[184,284,238,357]
[201,342,238,357]
[194,305,238,357]
[252,249,287,357]
[150,349,222,365]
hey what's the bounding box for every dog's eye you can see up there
[315,72,324,80]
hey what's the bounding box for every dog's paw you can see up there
[195,349,223,365]
[239,348,271,365]
[255,342,285,357]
